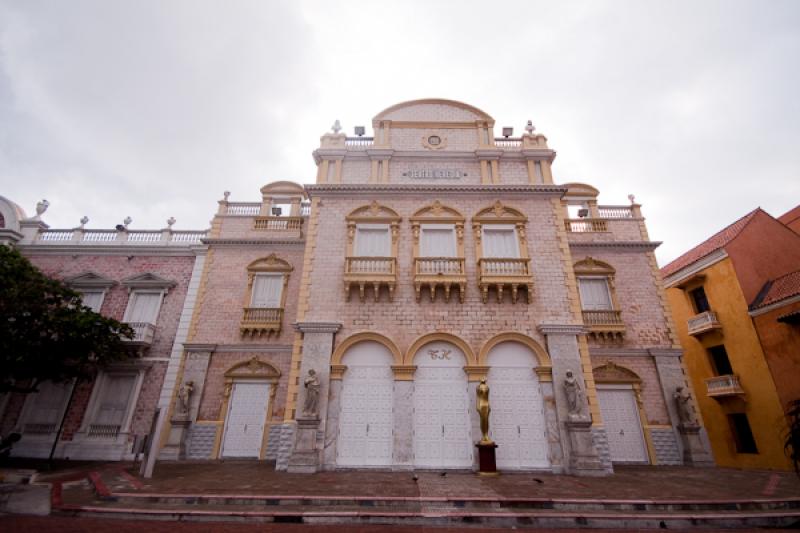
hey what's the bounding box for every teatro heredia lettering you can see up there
[404,169,464,179]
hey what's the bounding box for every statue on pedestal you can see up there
[476,378,492,444]
[674,386,696,426]
[176,381,194,416]
[303,369,320,417]
[564,369,584,417]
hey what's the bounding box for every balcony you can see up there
[687,310,722,337]
[253,216,304,233]
[564,218,609,233]
[705,374,745,398]
[123,322,156,347]
[414,257,466,303]
[88,423,122,439]
[240,307,283,337]
[344,256,397,302]
[582,310,626,341]
[478,258,533,303]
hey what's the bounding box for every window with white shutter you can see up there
[251,274,283,308]
[578,277,613,310]
[420,225,456,257]
[124,292,162,323]
[23,381,72,435]
[355,224,391,257]
[79,291,105,313]
[482,225,520,258]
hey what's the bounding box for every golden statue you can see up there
[476,378,493,444]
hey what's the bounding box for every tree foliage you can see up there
[0,244,133,394]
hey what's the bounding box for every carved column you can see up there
[287,322,341,473]
[538,324,607,476]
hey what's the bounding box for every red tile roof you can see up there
[660,209,762,278]
[750,269,800,309]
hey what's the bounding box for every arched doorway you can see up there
[486,341,549,469]
[413,340,472,468]
[336,341,394,466]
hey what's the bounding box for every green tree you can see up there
[0,244,133,394]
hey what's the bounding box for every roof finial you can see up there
[35,199,50,217]
[525,120,535,135]
[123,216,132,228]
[167,217,176,228]
[79,216,89,228]
[223,191,231,202]
[628,194,636,205]
[331,120,342,134]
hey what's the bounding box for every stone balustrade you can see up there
[240,307,283,337]
[705,374,745,398]
[125,322,156,346]
[687,310,722,337]
[253,216,304,231]
[582,309,626,341]
[597,206,634,219]
[564,219,609,233]
[36,229,206,246]
[344,257,397,302]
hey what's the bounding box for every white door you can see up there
[413,342,472,468]
[488,367,549,469]
[337,365,394,466]
[221,382,271,458]
[597,386,648,463]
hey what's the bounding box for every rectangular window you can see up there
[420,225,456,257]
[125,292,162,323]
[23,381,72,434]
[708,345,733,375]
[251,274,283,308]
[354,224,391,257]
[90,374,136,436]
[78,291,104,313]
[727,413,758,454]
[482,225,520,258]
[578,277,613,310]
[689,286,710,313]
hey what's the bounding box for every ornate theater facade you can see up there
[1,99,713,474]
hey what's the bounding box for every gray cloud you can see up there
[1,0,798,265]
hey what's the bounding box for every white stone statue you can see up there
[35,199,50,217]
[303,369,320,417]
[674,386,696,426]
[563,369,584,416]
[525,120,535,135]
[177,381,194,415]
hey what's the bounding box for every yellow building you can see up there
[661,208,800,470]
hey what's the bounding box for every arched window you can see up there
[241,254,293,337]
[574,257,625,341]
[472,201,533,303]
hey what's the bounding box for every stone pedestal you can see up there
[678,423,715,466]
[476,442,498,475]
[565,417,607,476]
[287,417,321,473]
[159,416,191,460]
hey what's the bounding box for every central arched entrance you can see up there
[412,340,472,468]
[336,341,394,467]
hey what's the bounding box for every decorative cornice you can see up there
[183,343,218,352]
[16,244,202,257]
[306,184,568,197]
[569,241,661,251]
[537,324,587,336]
[293,322,342,333]
[0,229,23,243]
[202,238,305,247]
[648,348,684,358]
[121,272,177,291]
[588,347,681,358]
[64,271,117,289]
[214,344,293,353]
[662,249,728,288]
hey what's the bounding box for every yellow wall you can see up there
[666,257,790,470]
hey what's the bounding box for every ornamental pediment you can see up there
[574,257,615,276]
[346,201,401,222]
[411,201,465,222]
[592,361,641,384]
[224,357,281,380]
[247,253,293,273]
[121,272,176,290]
[473,201,527,223]
[64,271,117,289]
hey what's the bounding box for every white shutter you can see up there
[127,292,161,323]
[251,274,283,308]
[93,374,136,426]
[355,225,390,257]
[482,226,519,258]
[79,291,104,313]
[420,225,456,257]
[26,381,71,428]
[578,278,613,310]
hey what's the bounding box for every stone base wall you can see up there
[591,427,614,473]
[274,422,295,471]
[650,427,682,465]
[186,424,218,460]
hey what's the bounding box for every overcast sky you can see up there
[1,1,798,266]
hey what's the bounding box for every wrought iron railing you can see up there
[23,423,56,435]
[88,424,121,438]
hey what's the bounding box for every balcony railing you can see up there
[88,424,121,439]
[23,423,56,435]
[582,309,626,341]
[494,138,522,148]
[597,206,634,219]
[124,322,156,346]
[344,257,397,302]
[253,216,304,232]
[225,203,261,215]
[345,137,374,148]
[687,310,722,337]
[705,374,745,398]
[478,258,533,304]
[565,219,609,233]
[36,229,207,246]
[414,257,466,303]
[240,307,283,337]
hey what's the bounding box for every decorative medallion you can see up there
[422,132,448,150]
